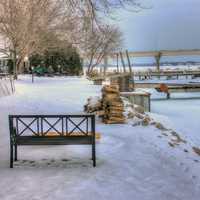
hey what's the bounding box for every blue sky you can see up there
[114,0,200,53]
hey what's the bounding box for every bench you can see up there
[9,114,96,168]
[156,83,200,99]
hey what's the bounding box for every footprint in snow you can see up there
[61,159,70,162]
[184,149,189,153]
[180,162,184,166]
[184,167,189,173]
[192,175,197,179]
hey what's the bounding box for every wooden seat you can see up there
[45,132,101,140]
[16,136,92,145]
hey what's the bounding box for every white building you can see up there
[0,36,9,73]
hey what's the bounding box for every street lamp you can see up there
[24,56,29,74]
[31,66,34,83]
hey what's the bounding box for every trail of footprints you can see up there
[153,132,200,182]
[13,158,84,168]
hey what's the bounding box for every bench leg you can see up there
[10,142,13,168]
[14,144,18,161]
[92,143,96,167]
[167,92,170,99]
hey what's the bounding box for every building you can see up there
[0,36,9,73]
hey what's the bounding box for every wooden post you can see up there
[100,66,103,75]
[120,52,126,73]
[126,50,135,91]
[103,56,108,76]
[155,52,162,72]
[116,53,119,73]
[125,50,132,74]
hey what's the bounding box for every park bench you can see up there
[9,114,96,168]
[155,83,200,99]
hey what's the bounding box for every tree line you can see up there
[0,0,143,78]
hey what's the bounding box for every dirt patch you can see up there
[192,147,200,156]
[168,142,175,147]
[155,123,168,131]
[171,131,187,144]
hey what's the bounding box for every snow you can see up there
[151,98,200,146]
[135,77,200,84]
[92,64,200,73]
[0,75,200,200]
[121,90,151,96]
[0,77,13,97]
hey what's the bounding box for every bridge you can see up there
[110,49,200,71]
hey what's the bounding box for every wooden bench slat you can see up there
[16,136,92,145]
[45,132,101,140]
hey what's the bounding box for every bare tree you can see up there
[66,0,143,74]
[0,0,143,78]
[82,24,123,74]
[0,0,68,78]
[67,0,143,21]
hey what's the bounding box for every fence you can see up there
[0,73,15,98]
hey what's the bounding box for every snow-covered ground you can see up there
[135,77,200,84]
[151,94,200,145]
[0,75,200,200]
[91,64,200,73]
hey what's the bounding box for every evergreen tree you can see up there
[29,47,82,75]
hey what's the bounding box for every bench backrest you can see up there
[9,114,95,139]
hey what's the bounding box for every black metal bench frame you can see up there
[9,114,96,168]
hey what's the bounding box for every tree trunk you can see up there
[13,50,18,80]
[17,56,25,74]
[87,55,94,75]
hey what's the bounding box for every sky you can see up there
[114,0,200,54]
